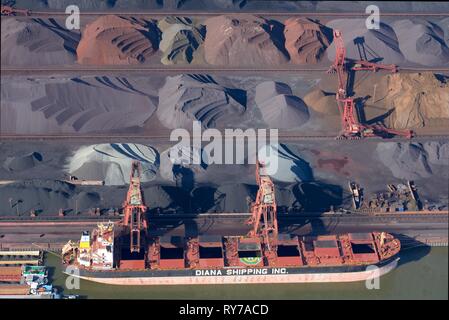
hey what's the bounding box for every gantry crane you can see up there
[1,5,31,16]
[123,161,147,253]
[327,29,414,139]
[246,160,279,265]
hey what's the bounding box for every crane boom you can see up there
[123,161,147,253]
[246,160,278,265]
[328,29,348,100]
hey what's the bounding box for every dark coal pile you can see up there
[213,184,256,213]
[0,180,100,216]
[376,142,433,180]
[142,185,191,214]
[423,141,449,166]
[3,152,43,172]
[293,182,343,212]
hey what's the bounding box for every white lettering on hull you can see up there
[196,268,287,276]
[195,269,223,276]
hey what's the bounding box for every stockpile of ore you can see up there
[382,72,449,129]
[1,77,156,134]
[376,142,449,180]
[67,143,159,185]
[423,141,449,166]
[203,15,288,66]
[142,185,189,213]
[157,74,246,129]
[4,14,449,69]
[190,183,254,213]
[393,19,449,66]
[284,17,332,64]
[326,18,449,66]
[159,145,207,187]
[1,18,79,66]
[303,89,339,115]
[3,152,43,172]
[376,142,432,180]
[77,15,160,65]
[0,180,100,216]
[326,19,404,64]
[158,16,205,64]
[254,81,309,128]
[258,143,313,183]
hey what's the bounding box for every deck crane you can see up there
[327,29,414,139]
[246,160,279,265]
[1,5,31,16]
[123,161,148,253]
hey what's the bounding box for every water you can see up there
[46,246,448,299]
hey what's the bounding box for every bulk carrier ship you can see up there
[62,161,401,285]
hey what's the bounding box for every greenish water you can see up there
[46,247,448,299]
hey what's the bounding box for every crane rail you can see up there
[2,10,449,17]
[1,134,448,141]
[0,212,446,225]
[2,67,449,74]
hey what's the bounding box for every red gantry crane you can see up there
[246,160,279,265]
[328,29,414,139]
[1,5,31,16]
[123,161,147,253]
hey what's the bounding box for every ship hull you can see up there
[65,257,399,286]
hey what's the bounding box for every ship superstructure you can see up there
[63,222,115,271]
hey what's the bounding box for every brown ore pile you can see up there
[382,73,449,129]
[303,89,340,116]
[304,72,449,130]
[77,15,160,65]
[203,15,288,66]
[284,18,332,64]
